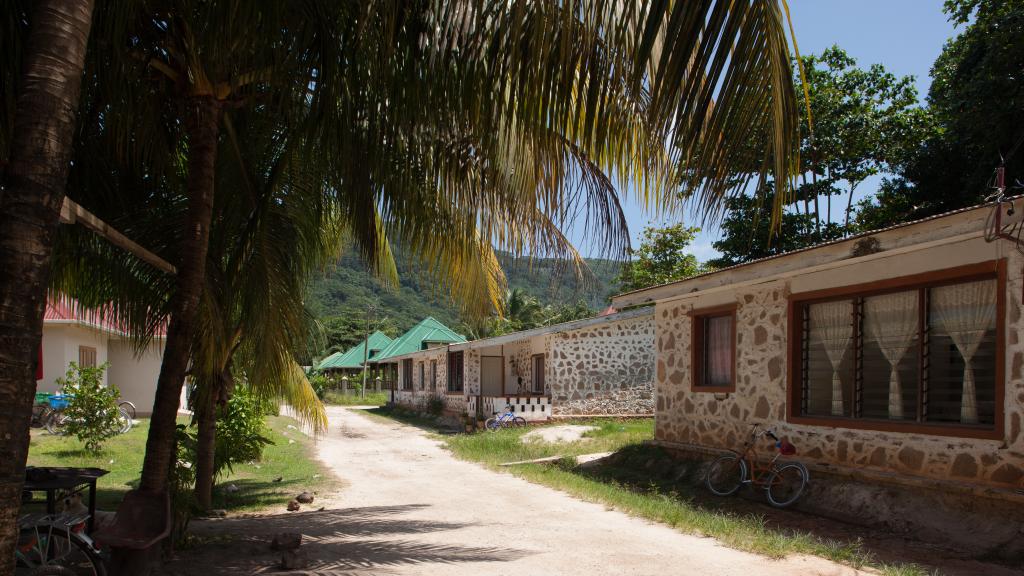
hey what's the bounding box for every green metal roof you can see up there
[373,317,466,361]
[318,331,394,370]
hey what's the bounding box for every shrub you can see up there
[57,362,121,452]
[426,397,445,416]
[309,373,329,399]
[213,387,272,478]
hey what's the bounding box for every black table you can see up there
[23,467,109,533]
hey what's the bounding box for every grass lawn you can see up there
[323,389,389,407]
[366,408,930,576]
[26,414,336,513]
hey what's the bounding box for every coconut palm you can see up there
[0,0,96,568]
[3,0,803,552]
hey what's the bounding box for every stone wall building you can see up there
[612,200,1024,559]
[389,308,655,420]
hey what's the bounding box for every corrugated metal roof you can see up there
[44,295,167,337]
[318,331,394,370]
[374,317,466,361]
[612,197,1017,304]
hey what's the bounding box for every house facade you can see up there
[611,201,1023,493]
[390,308,656,421]
[39,297,176,415]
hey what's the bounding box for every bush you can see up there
[213,387,272,478]
[426,397,445,416]
[57,362,121,452]
[309,373,329,399]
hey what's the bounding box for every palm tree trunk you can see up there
[193,382,218,511]
[139,97,222,494]
[0,2,95,573]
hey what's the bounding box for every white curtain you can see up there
[809,300,854,416]
[705,316,733,386]
[931,279,997,424]
[864,291,919,419]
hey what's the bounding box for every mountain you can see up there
[305,249,622,351]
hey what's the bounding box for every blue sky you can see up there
[609,0,963,261]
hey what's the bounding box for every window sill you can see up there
[787,414,1001,440]
[692,385,736,393]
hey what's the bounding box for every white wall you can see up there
[107,338,167,415]
[37,324,109,394]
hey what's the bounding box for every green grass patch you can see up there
[363,411,931,576]
[323,390,389,406]
[26,415,336,513]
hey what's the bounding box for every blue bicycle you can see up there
[484,405,527,431]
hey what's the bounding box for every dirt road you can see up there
[164,406,865,575]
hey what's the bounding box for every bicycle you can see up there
[484,405,527,431]
[15,511,107,576]
[117,400,136,421]
[705,423,809,508]
[45,396,133,437]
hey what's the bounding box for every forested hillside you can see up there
[305,249,621,355]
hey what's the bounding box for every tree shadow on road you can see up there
[158,504,531,575]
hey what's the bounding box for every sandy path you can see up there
[162,406,866,575]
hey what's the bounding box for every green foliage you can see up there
[709,194,848,268]
[310,249,614,351]
[857,0,1024,229]
[616,225,707,292]
[308,372,330,400]
[57,362,122,452]
[426,397,445,416]
[461,290,598,339]
[212,388,273,479]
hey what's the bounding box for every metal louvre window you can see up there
[798,277,998,428]
[447,351,464,393]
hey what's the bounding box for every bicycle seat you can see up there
[492,411,499,415]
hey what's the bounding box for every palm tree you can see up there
[0,0,96,569]
[5,0,804,546]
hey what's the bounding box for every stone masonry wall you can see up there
[655,257,1024,489]
[550,314,655,415]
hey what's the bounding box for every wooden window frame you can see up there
[690,304,737,393]
[786,260,1006,440]
[78,345,97,368]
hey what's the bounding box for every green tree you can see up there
[616,225,706,292]
[857,0,1024,229]
[710,47,927,266]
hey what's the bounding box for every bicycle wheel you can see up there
[115,406,133,434]
[512,417,527,427]
[45,411,68,436]
[117,400,136,420]
[765,462,808,508]
[705,453,747,496]
[484,417,500,431]
[15,526,106,576]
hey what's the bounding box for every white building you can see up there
[39,297,181,415]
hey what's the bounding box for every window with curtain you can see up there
[447,351,464,393]
[796,275,998,430]
[692,309,735,391]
